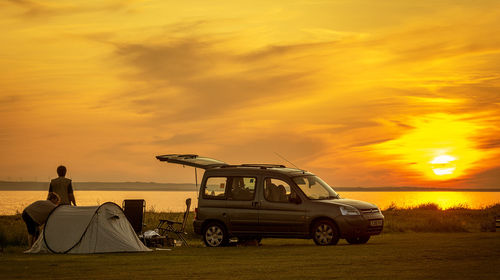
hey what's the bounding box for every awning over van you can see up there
[156,154,228,169]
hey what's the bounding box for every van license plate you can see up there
[370,220,383,226]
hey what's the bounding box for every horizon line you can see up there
[0,180,498,192]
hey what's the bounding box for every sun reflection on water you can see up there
[341,191,499,210]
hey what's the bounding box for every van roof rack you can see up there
[220,164,286,169]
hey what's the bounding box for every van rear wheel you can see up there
[312,220,339,246]
[203,222,228,247]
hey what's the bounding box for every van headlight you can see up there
[340,206,361,216]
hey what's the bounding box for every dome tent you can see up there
[26,202,151,254]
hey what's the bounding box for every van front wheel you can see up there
[312,220,339,246]
[203,222,229,247]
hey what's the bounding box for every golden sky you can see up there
[1,0,499,188]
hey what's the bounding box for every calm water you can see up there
[1,190,499,215]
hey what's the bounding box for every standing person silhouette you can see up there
[48,165,76,206]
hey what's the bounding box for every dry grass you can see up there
[382,203,500,233]
[0,215,27,251]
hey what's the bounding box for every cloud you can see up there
[459,167,500,189]
[105,8,500,129]
[114,39,221,82]
[110,34,317,123]
[152,133,207,146]
[348,138,394,148]
[5,0,132,19]
[0,95,20,106]
[6,0,52,17]
[238,40,337,62]
[98,14,500,186]
[477,139,500,150]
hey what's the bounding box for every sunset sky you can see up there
[1,0,499,189]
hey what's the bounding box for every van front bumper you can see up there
[337,213,384,238]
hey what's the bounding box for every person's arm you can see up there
[69,193,76,206]
[68,182,76,206]
[47,182,53,199]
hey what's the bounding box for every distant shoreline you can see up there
[0,181,498,192]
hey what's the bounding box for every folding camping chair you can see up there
[122,199,146,235]
[156,198,191,247]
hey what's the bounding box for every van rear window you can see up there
[204,177,228,199]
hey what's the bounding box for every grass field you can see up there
[0,233,499,279]
[1,204,499,279]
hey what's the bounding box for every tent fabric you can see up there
[26,202,151,254]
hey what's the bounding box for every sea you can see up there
[1,190,499,215]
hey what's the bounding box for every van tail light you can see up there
[194,207,198,220]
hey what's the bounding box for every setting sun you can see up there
[430,155,456,176]
[371,113,490,182]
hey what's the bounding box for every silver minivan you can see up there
[157,154,384,247]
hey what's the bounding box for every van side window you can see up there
[264,178,293,203]
[227,177,256,201]
[204,177,228,199]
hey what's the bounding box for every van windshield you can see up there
[292,175,339,200]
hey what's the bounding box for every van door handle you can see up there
[252,201,259,207]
